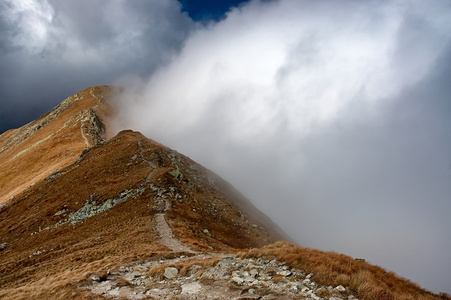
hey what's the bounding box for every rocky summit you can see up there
[0,86,448,300]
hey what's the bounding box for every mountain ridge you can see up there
[0,86,448,299]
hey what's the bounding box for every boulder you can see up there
[90,274,101,282]
[163,267,178,279]
[249,269,259,277]
[232,276,245,284]
[334,285,346,292]
[181,282,202,294]
[277,270,291,277]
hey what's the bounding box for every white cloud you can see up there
[112,0,451,293]
[4,0,55,53]
[117,0,450,140]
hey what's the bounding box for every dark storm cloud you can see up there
[111,0,451,294]
[0,0,193,133]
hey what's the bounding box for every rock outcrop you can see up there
[85,254,357,299]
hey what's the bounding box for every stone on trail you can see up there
[163,267,179,279]
[334,284,346,292]
[89,274,101,282]
[181,282,202,294]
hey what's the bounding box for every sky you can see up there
[1,0,451,294]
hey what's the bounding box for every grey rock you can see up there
[0,243,7,250]
[239,293,262,299]
[48,171,63,182]
[218,257,235,267]
[109,287,120,296]
[90,274,101,282]
[54,208,69,216]
[249,269,259,277]
[232,271,241,277]
[29,249,43,258]
[277,270,292,277]
[289,284,299,293]
[232,276,245,284]
[169,167,182,179]
[334,285,346,292]
[146,288,161,295]
[181,282,202,294]
[86,254,333,299]
[244,276,257,284]
[163,267,178,279]
[42,187,146,231]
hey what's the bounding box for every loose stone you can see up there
[163,267,178,279]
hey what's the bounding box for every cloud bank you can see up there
[112,0,451,293]
[1,0,450,294]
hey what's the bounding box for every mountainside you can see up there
[0,87,448,300]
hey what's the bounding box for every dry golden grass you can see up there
[272,274,285,284]
[238,241,450,300]
[0,86,113,205]
[115,277,132,287]
[316,287,331,298]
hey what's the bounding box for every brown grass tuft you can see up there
[316,287,331,298]
[272,275,285,284]
[115,277,132,288]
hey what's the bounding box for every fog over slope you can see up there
[1,0,450,294]
[112,1,451,293]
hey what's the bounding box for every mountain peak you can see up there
[0,86,113,205]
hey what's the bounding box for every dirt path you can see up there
[137,141,194,253]
[154,213,193,252]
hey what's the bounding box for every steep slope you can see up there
[0,86,448,300]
